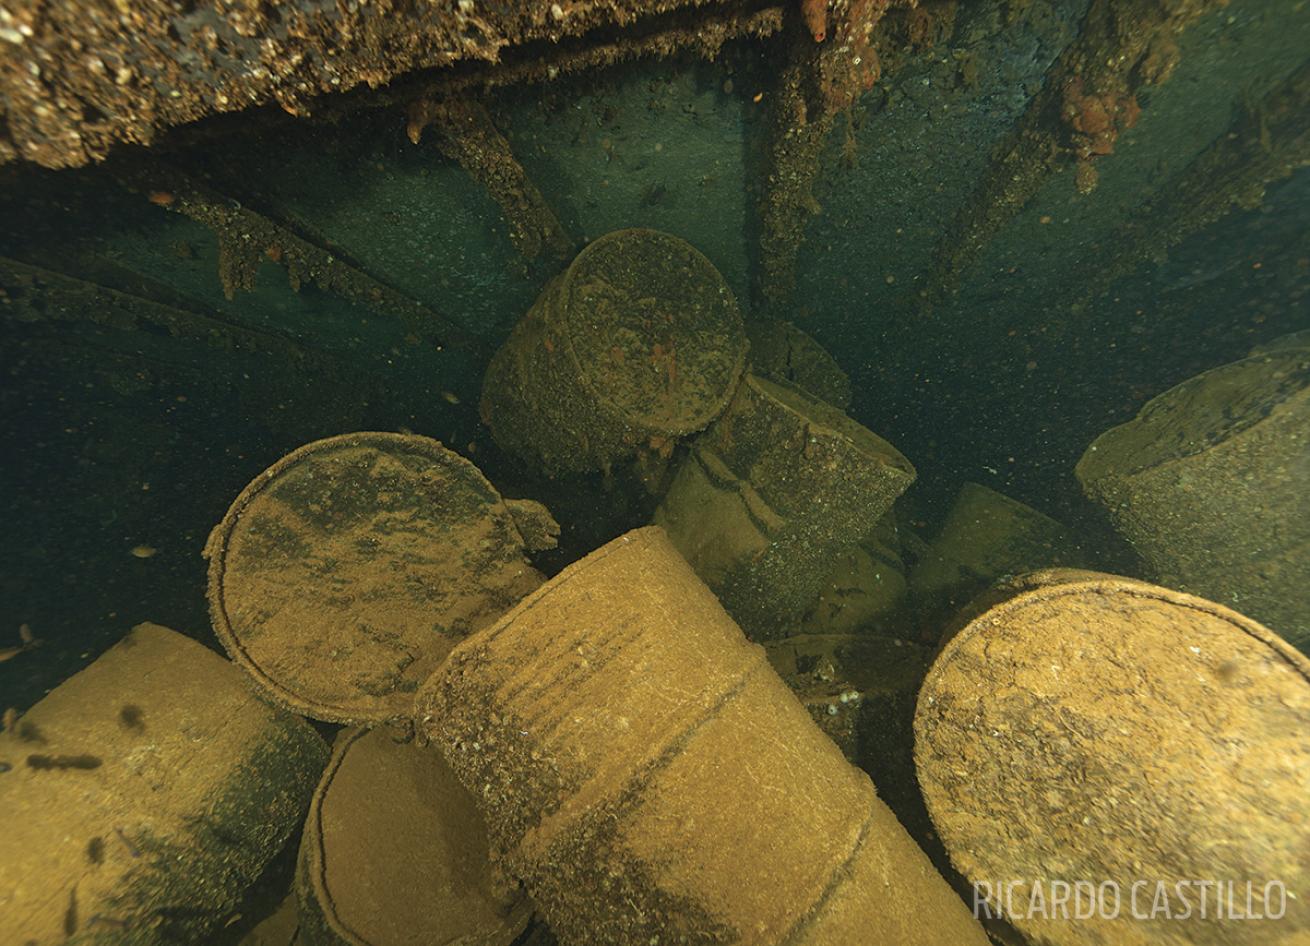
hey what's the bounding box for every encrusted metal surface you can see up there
[0,0,741,168]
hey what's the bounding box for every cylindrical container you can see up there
[763,631,931,838]
[416,527,988,946]
[1250,328,1310,356]
[746,318,852,410]
[655,374,916,640]
[908,481,1081,627]
[480,229,748,476]
[0,623,329,946]
[239,895,300,946]
[802,513,909,635]
[205,432,555,724]
[1076,349,1310,652]
[915,570,1310,946]
[296,726,531,946]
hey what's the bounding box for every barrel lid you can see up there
[915,571,1310,945]
[746,318,852,410]
[299,726,530,946]
[1076,348,1310,484]
[556,228,747,435]
[205,432,545,725]
[747,374,917,479]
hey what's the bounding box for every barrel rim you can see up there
[556,228,749,435]
[205,431,521,725]
[298,725,530,946]
[745,373,917,479]
[1075,349,1310,487]
[919,569,1310,706]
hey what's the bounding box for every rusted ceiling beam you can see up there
[409,99,575,262]
[1079,58,1310,307]
[755,0,950,311]
[924,0,1226,305]
[301,2,785,125]
[0,255,308,360]
[112,158,478,350]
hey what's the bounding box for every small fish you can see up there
[118,705,146,733]
[26,753,102,770]
[114,826,141,858]
[0,630,39,661]
[440,390,460,405]
[130,545,158,559]
[64,885,78,937]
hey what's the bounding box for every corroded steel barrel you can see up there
[296,726,531,946]
[908,481,1081,627]
[1076,349,1310,652]
[205,432,554,724]
[417,527,988,946]
[0,623,327,946]
[746,318,852,409]
[915,570,1310,946]
[655,374,916,640]
[802,513,909,636]
[480,229,748,476]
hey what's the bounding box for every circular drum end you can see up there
[206,432,543,724]
[559,228,747,437]
[914,572,1310,946]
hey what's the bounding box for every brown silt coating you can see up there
[656,374,916,639]
[1076,349,1310,652]
[915,570,1310,946]
[417,527,988,946]
[0,623,327,946]
[206,432,550,725]
[480,229,748,476]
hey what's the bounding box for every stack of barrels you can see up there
[5,236,1307,946]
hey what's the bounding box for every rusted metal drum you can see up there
[766,631,929,777]
[915,570,1310,946]
[655,374,916,640]
[416,527,988,946]
[480,229,748,476]
[908,481,1081,629]
[746,318,852,409]
[802,513,909,636]
[1250,328,1310,356]
[205,432,556,724]
[296,726,531,946]
[1076,348,1310,652]
[0,623,328,946]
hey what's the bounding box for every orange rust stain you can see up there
[648,435,675,460]
[800,0,827,42]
